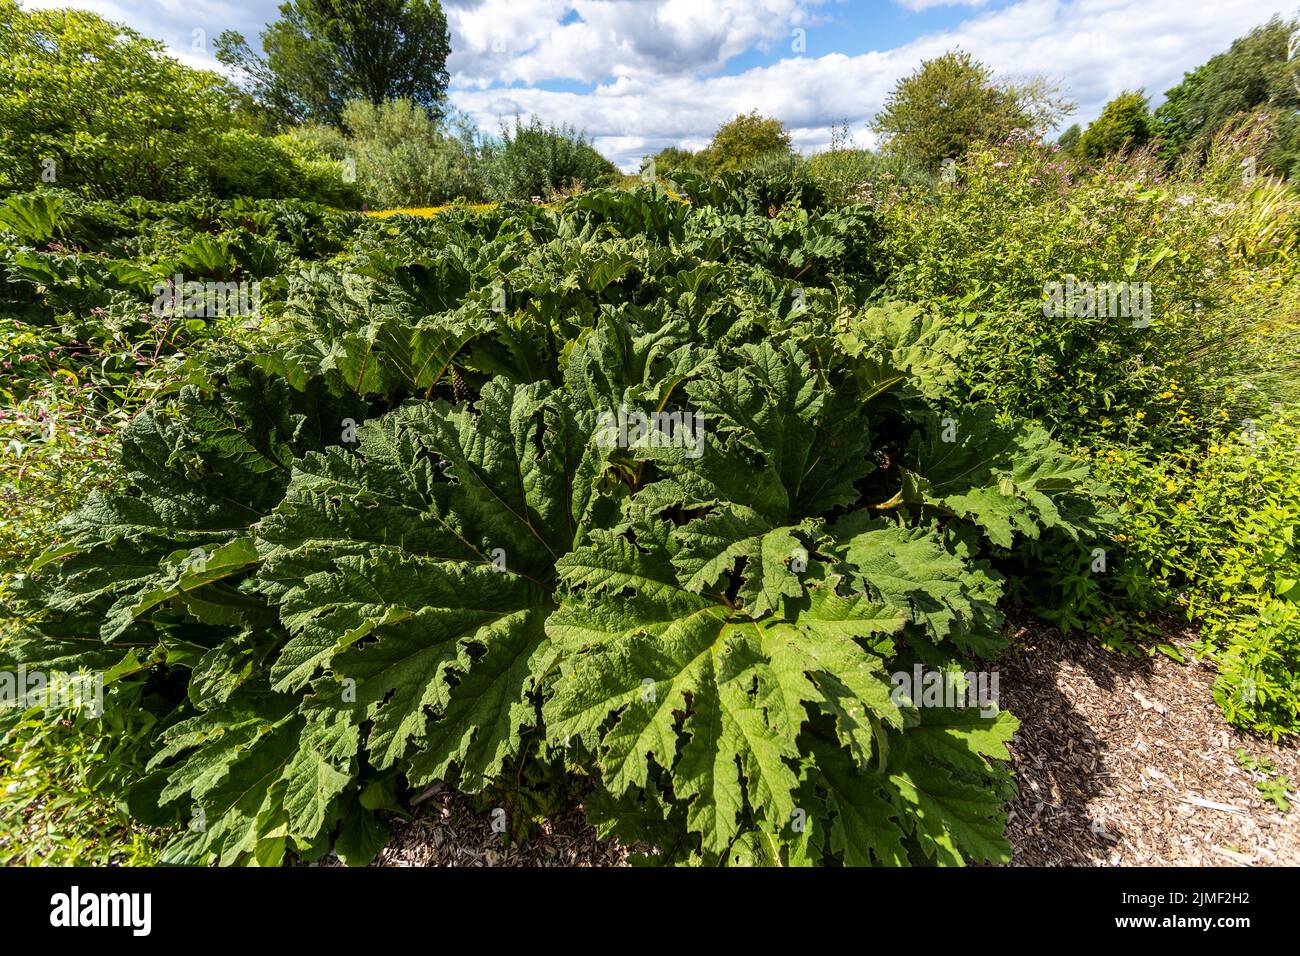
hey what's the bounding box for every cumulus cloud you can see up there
[449,0,1289,169]
[21,0,270,71]
[443,0,827,87]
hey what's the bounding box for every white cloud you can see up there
[450,0,1290,169]
[21,0,270,72]
[443,0,828,87]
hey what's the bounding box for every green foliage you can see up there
[807,144,931,206]
[483,116,620,201]
[876,127,1300,741]
[1153,16,1300,175]
[1089,414,1300,738]
[207,129,361,206]
[293,99,484,207]
[0,694,164,865]
[872,50,1073,170]
[4,185,1112,866]
[1056,124,1081,154]
[644,146,701,179]
[0,3,357,206]
[1077,91,1152,160]
[698,111,793,174]
[217,0,452,128]
[1235,750,1292,812]
[0,2,232,199]
[878,132,1292,448]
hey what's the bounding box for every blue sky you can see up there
[21,0,1299,169]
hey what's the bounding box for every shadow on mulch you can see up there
[994,616,1297,866]
[993,619,1157,864]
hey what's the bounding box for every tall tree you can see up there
[873,50,1073,169]
[1056,123,1082,154]
[217,0,451,128]
[1153,16,1300,172]
[1077,91,1152,159]
[699,111,793,173]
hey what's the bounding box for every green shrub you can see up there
[697,111,793,173]
[0,695,164,865]
[807,147,931,205]
[483,116,619,201]
[1090,413,1300,737]
[879,131,1294,448]
[293,99,486,208]
[643,146,700,178]
[207,130,360,207]
[0,2,232,200]
[1077,91,1152,160]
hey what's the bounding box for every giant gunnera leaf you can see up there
[8,183,1111,868]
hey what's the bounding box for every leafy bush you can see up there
[807,147,931,206]
[293,99,484,208]
[879,131,1295,448]
[5,186,1109,865]
[207,130,360,207]
[0,680,164,865]
[1090,414,1300,738]
[697,111,793,174]
[0,1,234,199]
[1077,91,1152,160]
[0,2,359,207]
[483,116,620,201]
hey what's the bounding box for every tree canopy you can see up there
[1077,91,1152,160]
[873,50,1073,169]
[1153,16,1300,174]
[218,0,452,128]
[699,111,794,173]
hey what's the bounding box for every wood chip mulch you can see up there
[318,622,1296,867]
[997,621,1297,867]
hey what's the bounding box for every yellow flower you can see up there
[1135,411,1146,419]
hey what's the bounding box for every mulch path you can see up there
[998,621,1297,866]
[327,621,1296,867]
